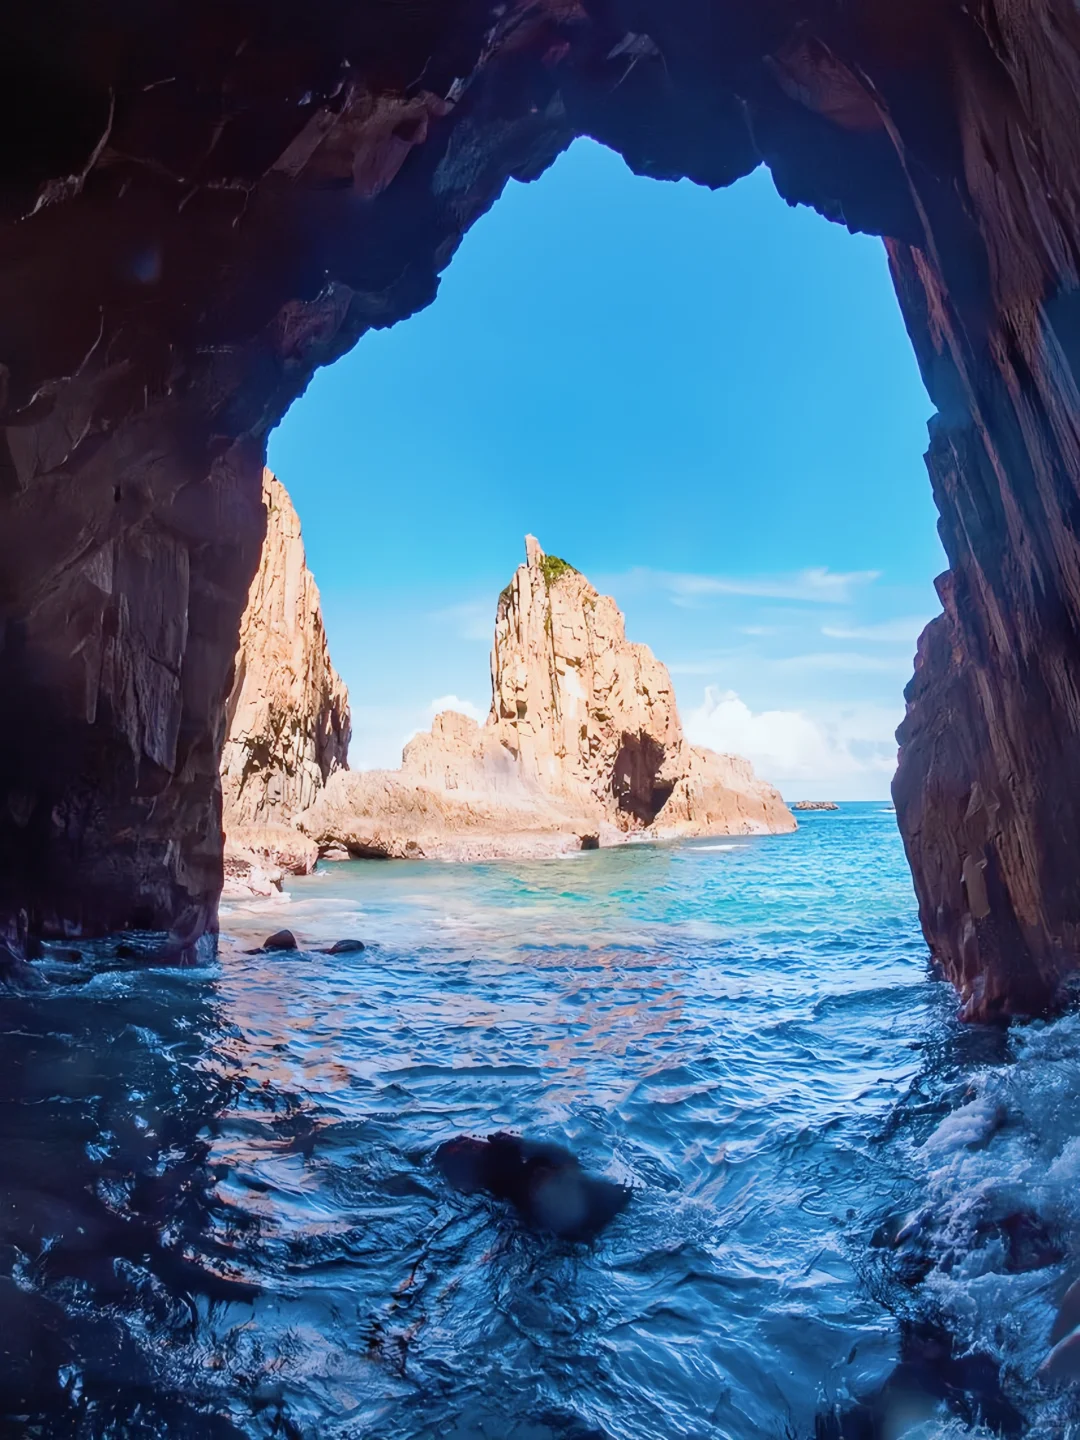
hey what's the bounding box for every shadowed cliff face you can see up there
[0,2,1078,1015]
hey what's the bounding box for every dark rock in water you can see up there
[0,945,48,992]
[996,1209,1064,1274]
[1051,1274,1080,1347]
[816,1319,1024,1439]
[115,941,139,959]
[50,947,83,963]
[434,1132,630,1241]
[323,938,365,954]
[263,929,298,952]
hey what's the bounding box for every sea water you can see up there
[2,803,1080,1437]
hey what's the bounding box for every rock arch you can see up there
[1,1,1078,1018]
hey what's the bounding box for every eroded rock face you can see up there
[222,469,349,829]
[299,538,793,858]
[219,468,349,893]
[490,537,793,837]
[1,2,1079,1013]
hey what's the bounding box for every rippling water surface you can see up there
[4,804,1080,1438]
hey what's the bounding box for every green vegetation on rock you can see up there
[539,554,575,588]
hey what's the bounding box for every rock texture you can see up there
[219,468,348,892]
[299,538,794,859]
[1,4,1080,1015]
[222,468,349,829]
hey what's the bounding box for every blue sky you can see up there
[268,139,944,800]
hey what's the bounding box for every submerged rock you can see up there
[433,1132,630,1241]
[323,939,366,954]
[300,538,794,862]
[0,945,48,992]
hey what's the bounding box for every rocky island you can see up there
[791,801,840,812]
[295,535,794,862]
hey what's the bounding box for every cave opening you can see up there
[0,2,1077,1024]
[611,731,675,828]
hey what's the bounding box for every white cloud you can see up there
[821,616,932,644]
[684,688,901,800]
[426,694,486,723]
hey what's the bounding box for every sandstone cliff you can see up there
[299,538,793,859]
[221,469,350,891]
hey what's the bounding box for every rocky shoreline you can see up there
[299,537,795,863]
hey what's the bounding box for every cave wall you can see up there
[1,1,1079,1015]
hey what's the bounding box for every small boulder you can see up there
[323,938,366,954]
[262,929,298,952]
[115,942,139,959]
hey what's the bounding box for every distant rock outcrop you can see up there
[300,538,793,860]
[221,469,350,892]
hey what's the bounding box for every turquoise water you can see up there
[3,804,1080,1436]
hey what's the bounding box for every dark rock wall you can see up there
[1,2,1078,1016]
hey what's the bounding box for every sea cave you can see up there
[2,2,1080,1433]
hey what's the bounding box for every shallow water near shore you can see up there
[3,804,1080,1437]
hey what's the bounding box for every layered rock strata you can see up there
[0,4,1079,1016]
[299,538,793,859]
[219,468,349,893]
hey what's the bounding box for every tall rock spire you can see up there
[221,469,351,829]
[299,537,794,859]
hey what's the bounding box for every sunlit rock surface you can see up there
[299,538,793,859]
[219,468,349,893]
[1,3,1079,1014]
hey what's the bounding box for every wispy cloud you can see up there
[669,644,913,679]
[665,566,881,606]
[772,651,910,674]
[431,600,493,643]
[607,565,881,608]
[820,616,932,644]
[668,656,732,676]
